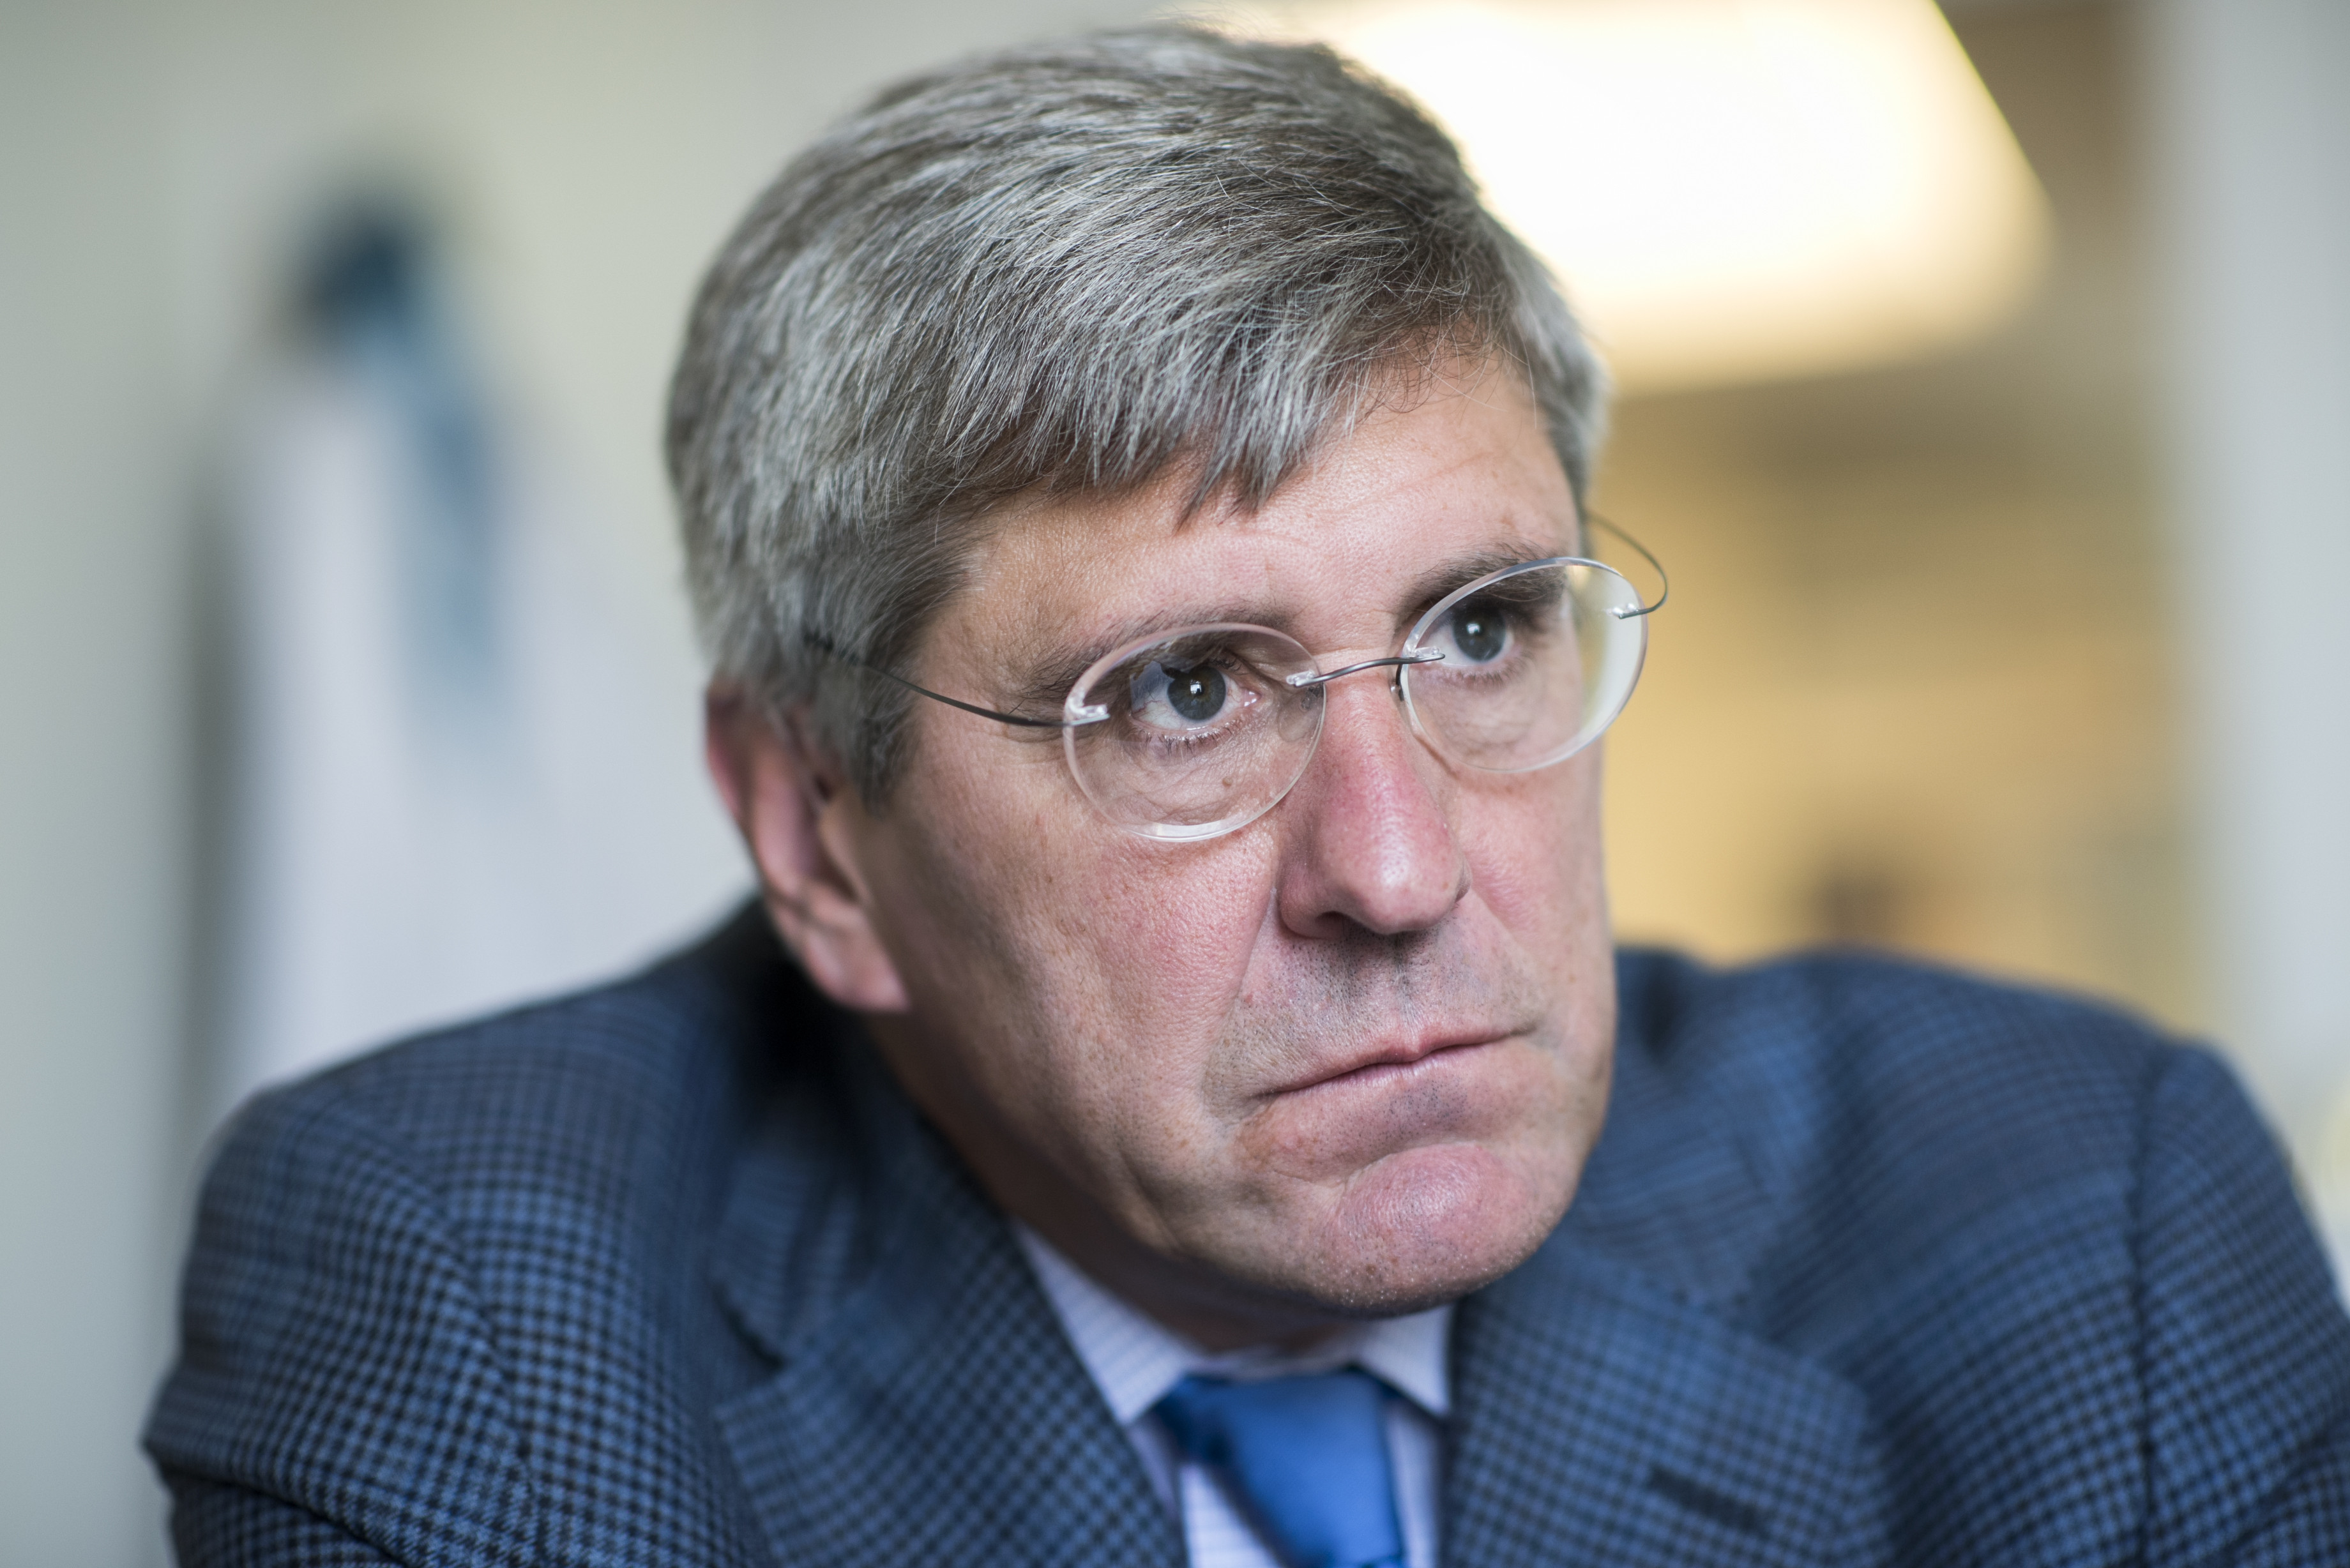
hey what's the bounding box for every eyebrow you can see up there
[1397,543,1564,621]
[1001,538,1566,712]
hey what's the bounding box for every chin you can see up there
[1296,1140,1573,1316]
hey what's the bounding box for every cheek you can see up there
[1060,845,1273,1023]
[1028,839,1285,1171]
[925,722,1273,1000]
[877,746,1282,1145]
[1459,755,1606,949]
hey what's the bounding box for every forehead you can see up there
[952,373,1577,658]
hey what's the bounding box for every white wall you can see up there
[2144,0,2350,1276]
[0,3,1151,1562]
[1,11,188,1564]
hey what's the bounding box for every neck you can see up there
[1013,1199,1355,1355]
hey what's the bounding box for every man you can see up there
[148,26,2349,1567]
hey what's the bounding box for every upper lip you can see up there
[1270,1028,1510,1097]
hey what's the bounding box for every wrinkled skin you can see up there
[708,369,1616,1349]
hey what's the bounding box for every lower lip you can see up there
[1284,1039,1499,1097]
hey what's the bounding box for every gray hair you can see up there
[666,24,1609,801]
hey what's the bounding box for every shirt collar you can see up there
[1013,1222,1453,1427]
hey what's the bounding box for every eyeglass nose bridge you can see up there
[1284,647,1445,690]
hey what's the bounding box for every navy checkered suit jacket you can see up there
[148,905,2350,1565]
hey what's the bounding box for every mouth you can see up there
[1270,1030,1514,1099]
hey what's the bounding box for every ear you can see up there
[704,685,910,1013]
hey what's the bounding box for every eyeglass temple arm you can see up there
[804,635,1072,728]
[1588,515,1669,619]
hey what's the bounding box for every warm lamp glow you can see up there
[1220,0,2051,391]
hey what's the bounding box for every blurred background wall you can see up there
[1,1,2342,1562]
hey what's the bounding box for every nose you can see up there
[1273,673,1470,940]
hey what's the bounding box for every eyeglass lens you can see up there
[1061,559,1647,841]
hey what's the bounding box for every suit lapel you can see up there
[710,1046,1181,1568]
[1445,1239,1887,1567]
[1441,965,1891,1567]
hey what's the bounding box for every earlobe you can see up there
[703,686,911,1013]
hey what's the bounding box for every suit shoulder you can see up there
[225,903,831,1195]
[1600,947,2220,1326]
[152,907,806,1565]
[1605,953,2347,1560]
[1615,944,2183,1173]
[184,903,856,1366]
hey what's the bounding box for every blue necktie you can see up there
[1154,1369,1406,1568]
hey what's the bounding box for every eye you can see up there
[1440,601,1510,663]
[1128,656,1248,732]
[1162,663,1225,722]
